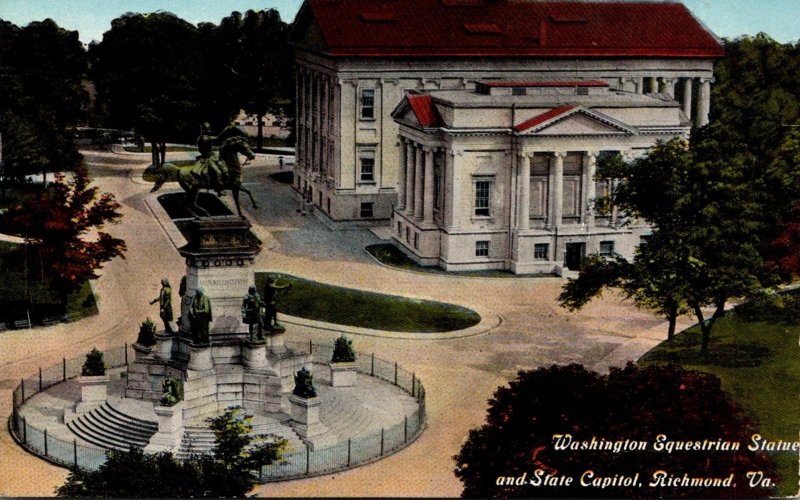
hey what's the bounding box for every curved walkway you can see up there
[0,147,687,497]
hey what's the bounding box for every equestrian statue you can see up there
[150,122,259,218]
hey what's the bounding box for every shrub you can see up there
[81,348,106,376]
[331,335,356,363]
[136,318,157,346]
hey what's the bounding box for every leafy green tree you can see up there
[89,12,205,167]
[213,9,292,151]
[56,406,287,497]
[3,165,126,308]
[563,137,775,356]
[0,19,87,182]
[454,364,776,498]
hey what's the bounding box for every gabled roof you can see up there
[392,93,445,128]
[293,0,724,59]
[514,106,637,135]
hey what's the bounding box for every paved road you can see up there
[0,148,685,497]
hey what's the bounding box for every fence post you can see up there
[63,358,67,382]
[404,416,408,443]
[22,416,27,443]
[39,367,42,392]
[370,353,374,376]
[380,428,385,456]
[124,343,129,366]
[309,339,313,354]
[20,379,25,402]
[305,443,311,475]
[73,439,78,467]
[44,428,48,456]
[394,362,398,386]
[411,373,416,397]
[347,438,351,467]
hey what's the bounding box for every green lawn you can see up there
[639,305,800,496]
[256,272,481,333]
[366,243,555,278]
[0,241,98,324]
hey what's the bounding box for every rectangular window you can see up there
[512,87,526,96]
[414,233,419,249]
[327,198,331,214]
[576,86,589,96]
[360,202,374,218]
[359,155,375,182]
[405,227,410,242]
[360,88,375,119]
[475,240,490,257]
[534,243,549,260]
[474,180,491,217]
[397,221,402,236]
[599,240,615,256]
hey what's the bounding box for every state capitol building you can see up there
[290,0,724,274]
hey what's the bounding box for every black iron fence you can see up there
[10,341,426,481]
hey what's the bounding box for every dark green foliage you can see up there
[257,272,481,333]
[735,289,800,325]
[136,318,157,346]
[292,367,317,398]
[454,364,776,498]
[81,348,106,376]
[0,19,87,181]
[56,407,286,497]
[159,377,183,407]
[331,335,356,363]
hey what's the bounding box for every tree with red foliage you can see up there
[4,165,126,309]
[454,363,776,498]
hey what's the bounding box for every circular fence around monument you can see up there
[8,341,426,482]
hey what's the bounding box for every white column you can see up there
[518,153,531,230]
[405,143,414,214]
[583,152,597,227]
[413,145,424,220]
[423,147,434,224]
[397,139,407,212]
[696,78,711,127]
[548,152,565,229]
[659,77,676,98]
[682,78,693,119]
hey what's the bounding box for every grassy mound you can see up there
[256,272,481,333]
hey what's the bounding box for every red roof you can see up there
[296,0,724,59]
[407,94,443,127]
[479,80,609,88]
[514,106,577,132]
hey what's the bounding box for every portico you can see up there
[391,81,692,274]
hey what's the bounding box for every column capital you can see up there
[585,150,600,159]
[699,76,714,84]
[553,151,568,159]
[422,145,434,153]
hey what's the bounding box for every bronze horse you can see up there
[151,136,258,218]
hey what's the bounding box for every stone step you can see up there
[66,402,158,452]
[105,400,159,429]
[94,405,158,439]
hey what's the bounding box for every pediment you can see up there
[516,107,637,136]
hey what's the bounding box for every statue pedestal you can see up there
[288,394,335,450]
[242,340,268,369]
[268,329,287,354]
[329,362,357,387]
[145,402,185,453]
[133,342,155,362]
[155,332,174,359]
[187,345,213,371]
[73,375,109,414]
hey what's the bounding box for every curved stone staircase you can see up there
[66,402,158,451]
[177,418,305,459]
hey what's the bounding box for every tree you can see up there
[562,137,775,357]
[215,9,292,151]
[56,406,287,497]
[3,165,126,309]
[89,12,205,167]
[454,363,776,498]
[0,19,87,182]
